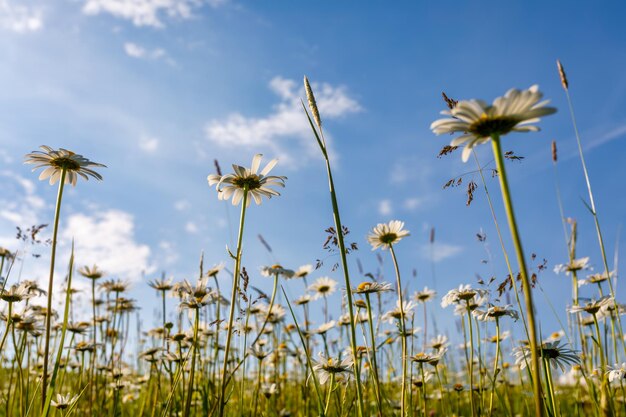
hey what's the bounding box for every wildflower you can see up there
[352,281,393,294]
[0,282,34,303]
[411,351,444,366]
[78,265,104,280]
[513,340,580,372]
[441,285,488,308]
[248,345,271,361]
[554,257,591,275]
[148,276,174,292]
[294,294,312,305]
[568,296,614,315]
[367,220,410,250]
[207,154,286,206]
[381,300,416,324]
[430,335,449,351]
[293,264,313,279]
[472,304,519,321]
[430,85,556,162]
[413,287,436,303]
[261,264,295,278]
[486,330,511,343]
[308,277,338,299]
[51,393,79,410]
[608,363,626,382]
[312,352,353,385]
[544,330,565,343]
[578,270,615,287]
[315,320,336,335]
[99,279,131,293]
[206,262,225,278]
[24,146,105,186]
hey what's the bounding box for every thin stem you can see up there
[42,168,67,411]
[389,245,407,416]
[218,186,249,417]
[490,135,544,417]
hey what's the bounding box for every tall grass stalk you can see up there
[302,76,365,417]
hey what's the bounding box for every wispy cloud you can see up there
[0,0,42,33]
[205,76,362,167]
[83,0,202,28]
[378,199,392,216]
[420,242,463,262]
[138,135,159,153]
[61,209,154,280]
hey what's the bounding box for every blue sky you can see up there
[0,0,625,343]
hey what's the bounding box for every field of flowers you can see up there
[0,64,624,417]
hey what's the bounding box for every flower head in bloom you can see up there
[367,220,410,250]
[352,281,393,294]
[207,154,286,206]
[430,85,556,162]
[568,296,614,316]
[381,300,416,324]
[429,334,449,351]
[79,265,104,280]
[206,262,225,278]
[293,264,314,279]
[413,287,436,303]
[147,276,174,292]
[261,264,294,278]
[513,340,580,372]
[472,304,519,322]
[51,393,79,410]
[312,352,353,385]
[24,146,106,186]
[441,285,488,308]
[554,257,591,275]
[578,270,615,287]
[608,363,626,383]
[0,282,35,303]
[308,277,338,299]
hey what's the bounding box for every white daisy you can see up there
[24,145,106,186]
[207,154,286,206]
[308,277,338,299]
[367,220,410,250]
[431,85,556,162]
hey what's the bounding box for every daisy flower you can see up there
[413,287,436,303]
[430,85,556,162]
[261,264,295,278]
[429,335,449,351]
[367,220,410,250]
[553,257,591,275]
[568,296,614,316]
[51,393,79,410]
[24,145,105,186]
[312,352,353,385]
[78,265,104,280]
[308,277,338,299]
[381,300,416,324]
[608,363,626,382]
[207,154,286,206]
[206,262,225,278]
[352,281,393,294]
[578,270,615,287]
[293,264,314,279]
[441,285,488,308]
[513,340,580,372]
[472,304,519,322]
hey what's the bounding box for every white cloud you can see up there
[124,42,169,62]
[0,0,42,33]
[378,199,392,216]
[184,221,198,234]
[0,170,45,228]
[61,209,154,280]
[403,197,423,211]
[421,242,463,262]
[205,76,362,167]
[124,41,146,57]
[174,199,190,211]
[83,0,204,28]
[139,135,159,152]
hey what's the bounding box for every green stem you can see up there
[389,245,407,416]
[42,168,67,411]
[466,303,476,417]
[183,308,200,417]
[490,135,544,417]
[218,186,249,417]
[365,294,384,417]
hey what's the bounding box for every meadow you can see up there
[0,64,624,417]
